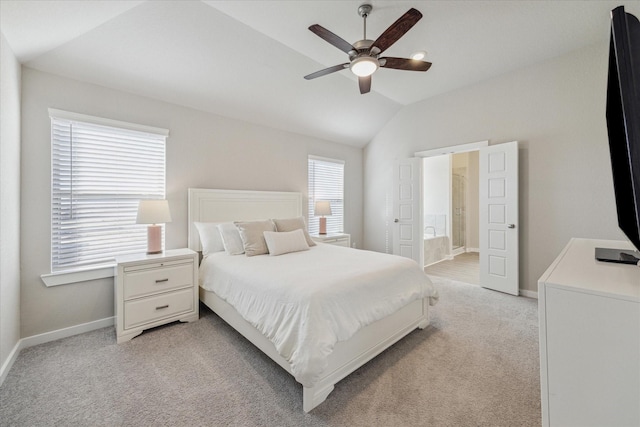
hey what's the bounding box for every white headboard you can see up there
[188,188,303,252]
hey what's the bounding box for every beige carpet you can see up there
[0,277,540,426]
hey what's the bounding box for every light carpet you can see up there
[0,277,540,426]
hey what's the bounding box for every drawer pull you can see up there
[155,304,169,310]
[155,278,169,283]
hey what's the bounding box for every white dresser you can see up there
[311,233,351,247]
[115,248,199,343]
[538,238,640,427]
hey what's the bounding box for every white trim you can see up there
[308,154,345,164]
[519,289,538,299]
[0,340,22,386]
[466,247,480,253]
[0,316,115,386]
[451,247,465,256]
[423,258,449,268]
[41,265,116,287]
[20,316,115,349]
[414,140,489,158]
[48,108,169,137]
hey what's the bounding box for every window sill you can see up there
[41,265,116,287]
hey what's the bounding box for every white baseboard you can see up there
[519,289,538,299]
[0,339,22,386]
[21,316,115,348]
[0,316,115,386]
[466,247,480,253]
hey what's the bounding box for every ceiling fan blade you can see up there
[380,57,432,71]
[359,75,371,94]
[304,63,349,80]
[372,8,422,55]
[309,24,355,54]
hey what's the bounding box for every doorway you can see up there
[422,151,480,285]
[393,140,519,295]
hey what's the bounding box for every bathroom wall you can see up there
[423,155,450,236]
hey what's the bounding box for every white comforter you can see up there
[199,243,438,387]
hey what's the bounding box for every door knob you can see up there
[394,219,399,223]
[508,224,516,229]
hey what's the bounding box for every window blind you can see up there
[308,156,344,235]
[50,110,167,272]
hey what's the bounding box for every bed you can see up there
[188,188,438,412]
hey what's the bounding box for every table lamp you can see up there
[136,200,172,254]
[314,200,332,235]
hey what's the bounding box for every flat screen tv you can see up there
[597,5,640,265]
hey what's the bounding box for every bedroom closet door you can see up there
[479,141,519,295]
[392,158,424,266]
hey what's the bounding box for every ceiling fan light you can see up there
[350,56,379,77]
[411,50,427,60]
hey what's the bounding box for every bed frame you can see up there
[188,188,431,412]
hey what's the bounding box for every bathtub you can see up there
[424,235,450,267]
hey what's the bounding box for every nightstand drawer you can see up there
[123,262,193,300]
[124,288,194,329]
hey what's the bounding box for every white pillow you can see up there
[263,229,310,256]
[272,217,316,247]
[194,222,225,255]
[217,223,245,255]
[234,219,276,257]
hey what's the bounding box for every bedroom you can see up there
[1,0,639,425]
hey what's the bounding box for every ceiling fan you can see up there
[304,4,432,94]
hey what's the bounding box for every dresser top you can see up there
[539,238,640,301]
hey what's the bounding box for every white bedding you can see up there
[199,243,438,387]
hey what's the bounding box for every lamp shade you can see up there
[314,200,332,217]
[136,200,172,224]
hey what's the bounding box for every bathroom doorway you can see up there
[422,150,480,285]
[394,140,519,293]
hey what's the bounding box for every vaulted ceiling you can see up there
[2,0,638,147]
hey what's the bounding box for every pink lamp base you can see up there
[147,224,163,254]
[319,217,327,235]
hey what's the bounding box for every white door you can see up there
[479,141,519,295]
[392,158,423,265]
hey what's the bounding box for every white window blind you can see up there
[50,109,168,272]
[308,156,344,235]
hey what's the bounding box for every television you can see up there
[597,5,640,265]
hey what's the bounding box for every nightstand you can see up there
[311,233,351,247]
[115,248,199,343]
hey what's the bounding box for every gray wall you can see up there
[363,41,626,294]
[0,33,22,373]
[20,68,363,338]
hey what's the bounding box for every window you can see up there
[49,109,168,273]
[308,156,344,235]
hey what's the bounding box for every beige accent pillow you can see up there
[234,219,276,256]
[272,217,316,247]
[264,229,310,256]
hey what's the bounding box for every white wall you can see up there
[364,41,625,293]
[423,155,450,219]
[20,68,363,337]
[0,33,22,375]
